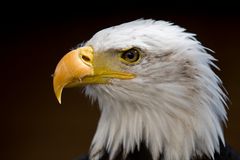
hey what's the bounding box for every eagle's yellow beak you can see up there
[53,46,94,104]
[53,46,135,104]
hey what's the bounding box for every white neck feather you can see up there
[85,74,227,160]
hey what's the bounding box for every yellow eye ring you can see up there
[119,48,141,64]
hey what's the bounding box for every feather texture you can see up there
[82,19,228,160]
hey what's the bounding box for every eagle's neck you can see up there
[84,142,238,160]
[85,81,226,160]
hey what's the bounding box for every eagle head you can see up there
[53,19,227,160]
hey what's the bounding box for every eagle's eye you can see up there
[120,48,141,64]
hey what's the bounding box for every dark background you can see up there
[1,2,239,160]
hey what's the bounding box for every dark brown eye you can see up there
[120,48,140,63]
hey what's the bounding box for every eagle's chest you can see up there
[78,143,240,160]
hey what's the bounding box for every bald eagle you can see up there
[53,19,240,160]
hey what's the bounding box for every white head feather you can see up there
[83,19,228,160]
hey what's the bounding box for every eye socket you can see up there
[120,48,141,64]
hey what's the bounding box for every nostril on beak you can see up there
[81,55,91,63]
[78,46,94,66]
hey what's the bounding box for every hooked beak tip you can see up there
[57,97,62,104]
[53,84,63,104]
[53,46,94,104]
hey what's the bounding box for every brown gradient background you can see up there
[1,3,239,160]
